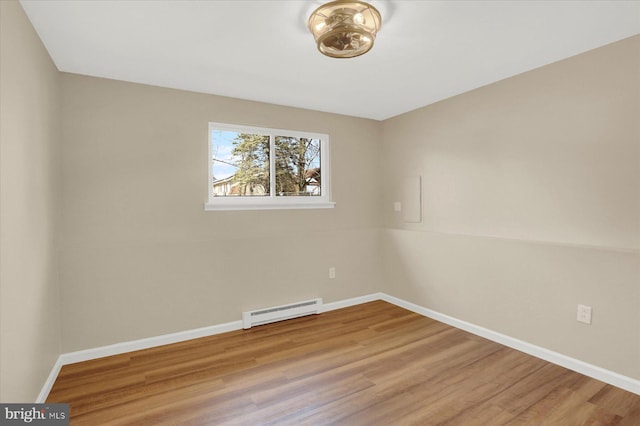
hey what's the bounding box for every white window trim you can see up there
[204,122,335,211]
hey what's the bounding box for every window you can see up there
[205,122,334,210]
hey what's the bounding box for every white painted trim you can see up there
[60,320,243,366]
[39,292,640,402]
[38,321,243,401]
[379,293,640,396]
[321,293,382,313]
[204,201,335,211]
[36,356,64,403]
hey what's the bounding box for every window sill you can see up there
[204,200,336,211]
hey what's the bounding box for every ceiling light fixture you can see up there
[308,0,382,59]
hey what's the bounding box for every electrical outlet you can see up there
[329,267,336,279]
[577,304,592,324]
[394,202,402,212]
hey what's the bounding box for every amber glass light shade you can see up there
[308,0,382,58]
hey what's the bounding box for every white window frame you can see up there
[204,122,335,211]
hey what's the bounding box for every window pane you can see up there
[274,136,321,197]
[211,130,269,197]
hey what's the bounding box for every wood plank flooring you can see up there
[47,301,640,425]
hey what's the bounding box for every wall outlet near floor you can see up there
[329,267,336,279]
[577,304,592,324]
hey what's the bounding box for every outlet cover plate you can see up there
[577,304,592,324]
[329,267,336,279]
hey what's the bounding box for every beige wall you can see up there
[0,1,62,402]
[58,74,383,351]
[381,36,640,379]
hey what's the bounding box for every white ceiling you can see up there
[19,0,640,121]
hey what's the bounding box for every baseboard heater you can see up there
[242,298,323,329]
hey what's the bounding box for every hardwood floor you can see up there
[47,301,640,425]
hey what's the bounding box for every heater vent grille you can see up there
[242,298,322,329]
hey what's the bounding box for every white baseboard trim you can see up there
[36,356,64,403]
[39,292,639,401]
[61,320,243,366]
[37,319,243,401]
[379,292,640,396]
[321,293,382,313]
